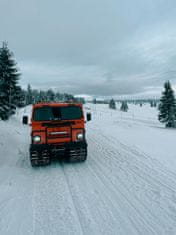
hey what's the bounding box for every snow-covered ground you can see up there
[0,103,176,235]
[88,103,176,172]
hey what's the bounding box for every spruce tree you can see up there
[109,99,116,109]
[15,86,25,108]
[120,101,128,112]
[158,81,176,127]
[26,84,33,105]
[150,101,154,107]
[0,42,21,120]
[153,101,157,107]
[46,89,55,102]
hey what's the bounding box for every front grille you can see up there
[48,132,70,139]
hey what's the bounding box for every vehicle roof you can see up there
[33,102,82,108]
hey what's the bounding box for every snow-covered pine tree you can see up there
[109,99,116,109]
[46,89,55,102]
[0,42,21,120]
[158,81,176,127]
[26,84,33,105]
[153,101,157,107]
[150,101,154,107]
[55,92,61,102]
[15,86,25,108]
[120,101,128,112]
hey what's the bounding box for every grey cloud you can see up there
[1,0,176,96]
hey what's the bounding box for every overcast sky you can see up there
[0,0,176,97]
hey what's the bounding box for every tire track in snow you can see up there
[61,163,84,235]
[31,163,83,235]
[62,162,136,235]
[87,145,161,234]
[87,128,176,234]
[62,163,100,235]
[89,126,176,192]
[95,128,176,199]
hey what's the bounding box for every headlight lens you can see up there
[33,135,41,143]
[77,133,84,141]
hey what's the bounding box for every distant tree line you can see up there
[24,84,77,106]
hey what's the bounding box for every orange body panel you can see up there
[30,103,85,145]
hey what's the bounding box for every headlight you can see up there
[77,133,84,141]
[33,135,41,143]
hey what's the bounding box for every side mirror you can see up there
[22,116,28,125]
[86,113,91,122]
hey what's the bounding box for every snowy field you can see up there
[0,103,176,235]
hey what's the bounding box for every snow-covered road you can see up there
[1,104,176,235]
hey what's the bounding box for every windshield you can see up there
[33,106,83,121]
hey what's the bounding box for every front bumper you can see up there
[30,141,87,159]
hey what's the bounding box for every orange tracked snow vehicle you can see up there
[23,103,91,167]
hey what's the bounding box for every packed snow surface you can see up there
[0,103,176,235]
